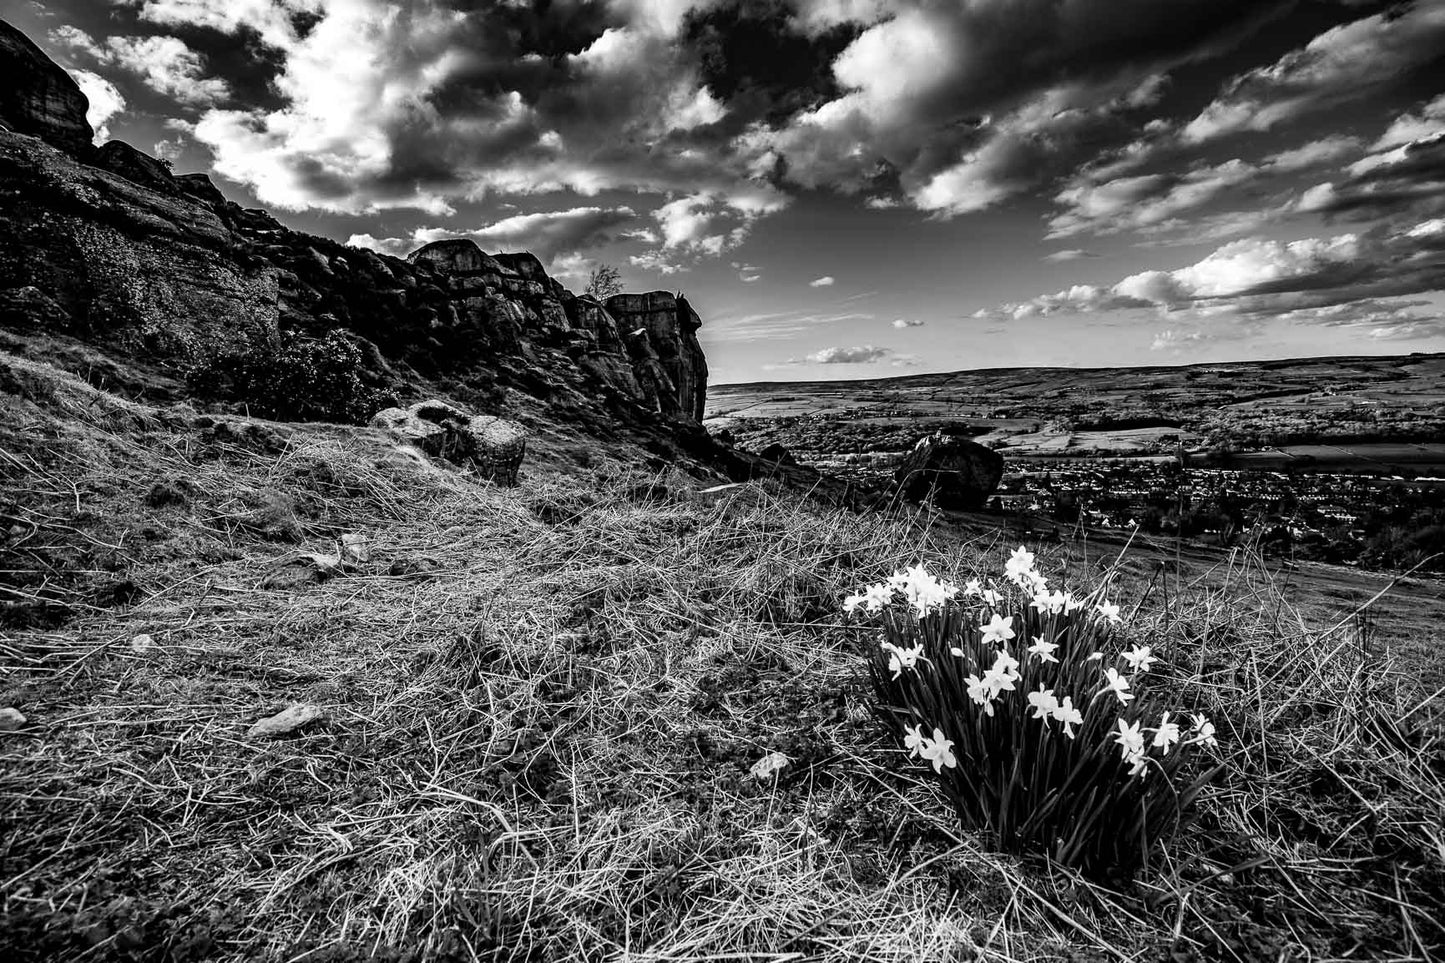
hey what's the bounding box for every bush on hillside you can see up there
[183,330,383,424]
[849,547,1220,878]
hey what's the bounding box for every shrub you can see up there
[183,330,382,424]
[849,547,1219,878]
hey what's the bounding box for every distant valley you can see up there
[707,352,1445,571]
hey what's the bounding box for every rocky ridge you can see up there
[0,18,707,455]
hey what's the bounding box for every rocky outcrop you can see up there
[371,400,527,485]
[893,432,1005,511]
[605,292,708,422]
[0,21,92,157]
[0,19,712,442]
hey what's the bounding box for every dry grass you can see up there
[1,357,1442,962]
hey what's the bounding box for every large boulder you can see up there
[370,400,526,485]
[407,238,504,276]
[94,140,177,194]
[0,20,93,156]
[605,291,708,422]
[893,432,1005,511]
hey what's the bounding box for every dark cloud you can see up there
[683,0,858,128]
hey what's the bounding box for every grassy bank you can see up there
[1,358,1441,961]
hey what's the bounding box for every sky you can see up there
[6,0,1445,384]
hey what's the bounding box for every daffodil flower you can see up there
[1121,644,1155,673]
[1004,546,1036,581]
[1188,713,1218,747]
[980,613,1016,645]
[1097,667,1135,705]
[981,588,1003,606]
[1027,636,1059,664]
[843,592,867,613]
[1095,600,1122,623]
[1151,711,1181,751]
[1113,717,1145,751]
[903,723,926,758]
[1052,696,1084,739]
[919,727,957,772]
[963,578,983,597]
[863,582,893,611]
[1063,593,1085,615]
[881,641,926,680]
[965,674,996,715]
[1028,686,1059,722]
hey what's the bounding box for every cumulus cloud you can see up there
[751,0,1289,214]
[1049,136,1361,238]
[809,275,835,287]
[66,69,126,144]
[348,205,638,263]
[979,219,1445,342]
[52,26,230,106]
[1178,3,1445,145]
[732,261,762,283]
[801,344,890,364]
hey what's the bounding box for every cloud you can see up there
[751,0,1290,214]
[732,261,762,283]
[51,27,230,106]
[66,69,126,144]
[1048,136,1361,238]
[1300,130,1445,222]
[801,344,890,364]
[890,317,924,328]
[1179,3,1445,145]
[347,205,638,262]
[1044,249,1099,262]
[809,275,835,287]
[978,219,1445,341]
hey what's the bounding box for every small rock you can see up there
[261,551,342,589]
[0,707,28,732]
[340,533,370,563]
[130,633,155,653]
[247,704,324,740]
[749,751,791,780]
[388,556,440,578]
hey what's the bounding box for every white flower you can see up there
[1030,590,1067,616]
[1095,600,1122,623]
[843,592,866,613]
[981,588,1002,606]
[1189,713,1218,748]
[1121,644,1156,673]
[963,578,983,597]
[965,674,996,715]
[980,614,1016,645]
[130,633,155,653]
[1027,636,1059,664]
[1097,667,1135,705]
[863,582,893,611]
[1052,696,1084,739]
[1004,546,1036,584]
[1027,686,1059,722]
[1125,750,1149,778]
[1113,718,1146,757]
[903,723,926,758]
[1086,651,1104,662]
[1063,593,1086,615]
[919,727,957,773]
[881,641,926,680]
[1151,711,1182,752]
[895,564,957,617]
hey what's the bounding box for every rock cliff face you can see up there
[0,19,708,434]
[0,22,92,157]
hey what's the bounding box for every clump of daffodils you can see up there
[848,547,1219,877]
